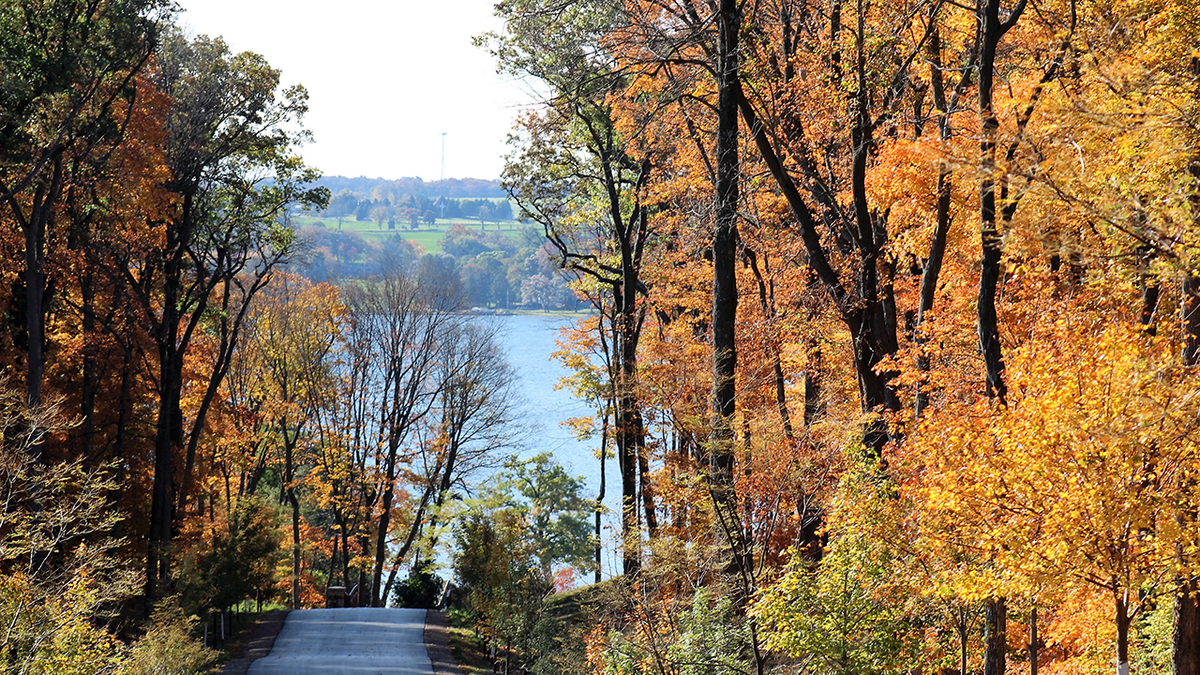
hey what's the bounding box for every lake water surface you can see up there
[492,313,622,580]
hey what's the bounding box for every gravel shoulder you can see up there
[219,611,289,675]
[423,610,465,675]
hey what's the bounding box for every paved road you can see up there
[247,608,433,675]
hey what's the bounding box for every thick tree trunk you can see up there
[615,230,646,576]
[147,352,182,608]
[709,0,741,509]
[146,193,193,612]
[984,597,1007,675]
[978,0,1008,404]
[1116,592,1131,675]
[1176,578,1200,675]
[12,153,64,463]
[616,391,639,576]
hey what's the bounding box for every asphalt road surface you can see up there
[247,608,433,675]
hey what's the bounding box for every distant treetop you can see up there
[316,176,505,199]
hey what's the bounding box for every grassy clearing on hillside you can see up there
[291,215,531,255]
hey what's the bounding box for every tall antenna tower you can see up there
[439,132,448,219]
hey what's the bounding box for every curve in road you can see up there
[248,607,433,675]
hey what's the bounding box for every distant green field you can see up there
[292,214,532,255]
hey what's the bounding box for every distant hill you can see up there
[317,176,506,200]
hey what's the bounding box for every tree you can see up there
[325,190,357,228]
[901,318,1200,675]
[490,0,654,575]
[452,454,594,671]
[235,274,341,608]
[0,0,160,437]
[135,29,326,607]
[178,497,282,616]
[0,382,137,672]
[499,453,594,576]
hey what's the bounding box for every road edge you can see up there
[219,610,290,675]
[424,609,465,675]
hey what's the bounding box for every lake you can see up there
[491,313,623,581]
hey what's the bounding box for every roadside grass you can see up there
[445,608,494,675]
[443,580,615,674]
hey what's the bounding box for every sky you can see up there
[174,0,537,181]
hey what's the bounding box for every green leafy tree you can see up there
[600,589,749,675]
[178,497,283,615]
[753,463,925,675]
[451,454,594,671]
[391,559,445,609]
[501,453,594,576]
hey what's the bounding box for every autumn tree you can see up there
[0,0,161,444]
[231,274,341,608]
[490,0,655,576]
[135,29,326,606]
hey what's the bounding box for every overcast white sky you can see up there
[174,0,535,181]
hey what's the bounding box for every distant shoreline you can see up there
[464,308,597,318]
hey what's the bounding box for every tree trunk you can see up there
[615,233,646,576]
[1116,592,1130,675]
[1029,606,1039,675]
[290,488,301,609]
[616,391,639,576]
[1175,578,1200,675]
[147,349,183,609]
[285,428,302,609]
[146,192,192,612]
[596,413,608,583]
[1184,273,1200,366]
[978,0,1008,404]
[984,597,1007,675]
[13,152,64,462]
[709,0,741,517]
[1175,153,1200,675]
[373,482,394,607]
[959,623,969,675]
[804,340,823,426]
